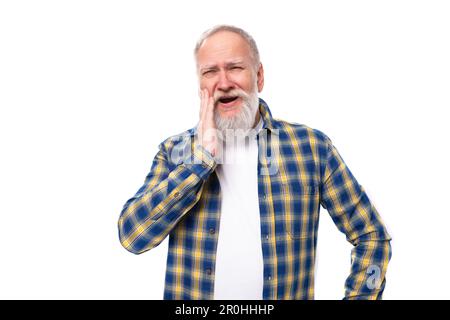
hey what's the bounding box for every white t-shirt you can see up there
[213,119,264,300]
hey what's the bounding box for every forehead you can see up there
[197,31,252,67]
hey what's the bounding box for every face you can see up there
[196,31,264,123]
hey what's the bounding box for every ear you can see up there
[256,63,264,93]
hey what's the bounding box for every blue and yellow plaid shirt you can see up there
[118,98,392,300]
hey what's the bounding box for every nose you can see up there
[216,70,234,92]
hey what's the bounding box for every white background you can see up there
[1,0,449,299]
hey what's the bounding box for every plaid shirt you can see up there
[118,98,392,300]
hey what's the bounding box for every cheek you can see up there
[199,81,215,96]
[236,73,256,91]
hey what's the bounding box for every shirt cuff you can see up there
[181,142,216,180]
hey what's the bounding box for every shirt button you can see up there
[268,275,272,281]
[263,194,267,200]
[265,234,269,240]
[206,269,212,275]
[209,228,215,235]
[174,192,180,198]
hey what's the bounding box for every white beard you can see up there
[214,89,260,135]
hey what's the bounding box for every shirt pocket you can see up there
[284,183,320,240]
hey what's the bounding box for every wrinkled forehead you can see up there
[196,31,253,68]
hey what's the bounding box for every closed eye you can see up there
[202,69,217,76]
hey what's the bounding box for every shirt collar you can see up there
[258,98,279,135]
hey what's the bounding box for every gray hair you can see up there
[194,25,260,70]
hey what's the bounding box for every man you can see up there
[118,25,392,300]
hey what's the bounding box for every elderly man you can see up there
[118,25,392,300]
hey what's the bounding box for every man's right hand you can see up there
[197,89,218,158]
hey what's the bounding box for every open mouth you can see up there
[218,96,239,105]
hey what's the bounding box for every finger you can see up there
[199,89,205,119]
[199,89,208,137]
[200,89,209,124]
[205,91,215,125]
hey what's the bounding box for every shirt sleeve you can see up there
[319,135,392,300]
[118,138,216,254]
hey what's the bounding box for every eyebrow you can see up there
[226,60,245,67]
[199,60,245,72]
[200,65,218,73]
